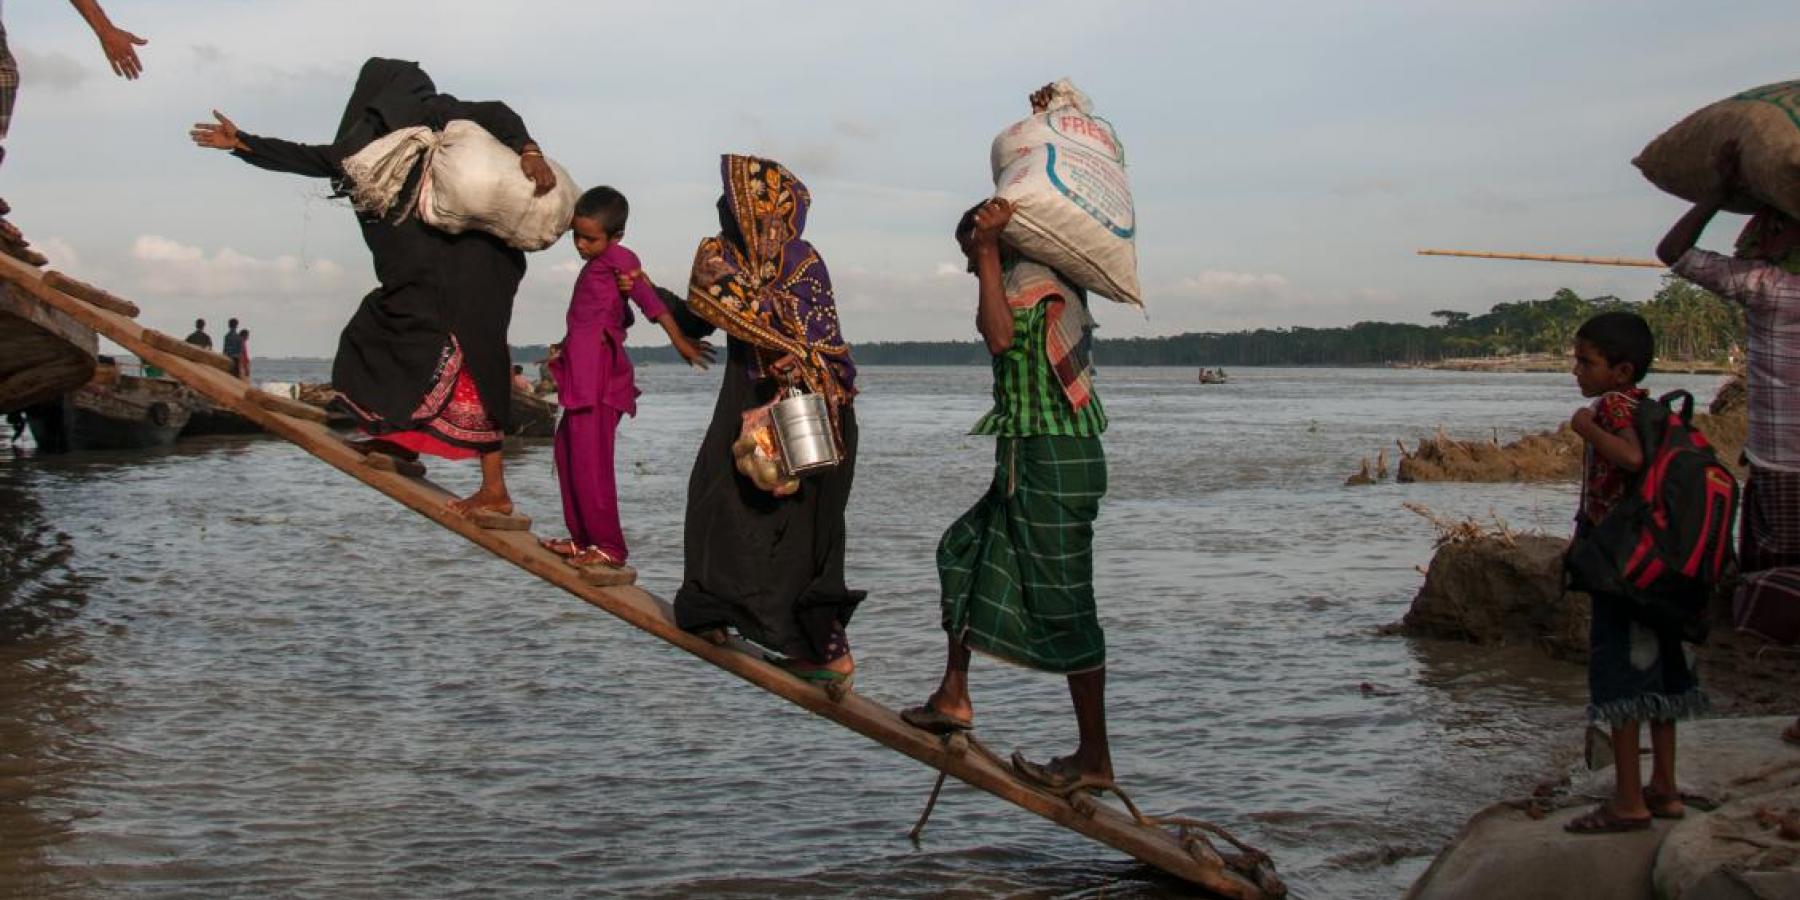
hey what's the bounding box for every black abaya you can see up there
[229,58,534,435]
[674,338,865,661]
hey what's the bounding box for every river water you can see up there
[0,365,1729,899]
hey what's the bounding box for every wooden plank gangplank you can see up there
[0,252,1273,899]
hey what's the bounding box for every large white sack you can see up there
[990,79,1140,306]
[420,120,578,251]
[340,120,578,252]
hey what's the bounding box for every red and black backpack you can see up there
[1565,389,1738,642]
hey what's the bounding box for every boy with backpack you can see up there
[1563,311,1712,834]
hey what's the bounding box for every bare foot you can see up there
[698,628,730,647]
[447,488,512,517]
[922,689,974,726]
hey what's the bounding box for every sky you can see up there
[3,0,1797,356]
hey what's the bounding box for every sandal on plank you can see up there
[566,546,623,568]
[901,705,973,735]
[447,498,529,531]
[1563,805,1652,834]
[1643,788,1687,820]
[540,537,582,557]
[765,655,854,690]
[1011,751,1113,797]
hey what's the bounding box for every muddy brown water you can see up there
[0,366,1729,898]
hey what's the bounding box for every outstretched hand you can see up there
[189,110,245,152]
[520,145,556,196]
[93,22,147,79]
[1029,83,1056,113]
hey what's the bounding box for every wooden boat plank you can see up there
[0,279,97,412]
[43,271,140,317]
[0,259,1268,899]
[143,329,237,375]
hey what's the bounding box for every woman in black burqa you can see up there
[189,58,555,517]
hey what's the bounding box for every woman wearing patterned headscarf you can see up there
[675,155,863,685]
[189,58,555,519]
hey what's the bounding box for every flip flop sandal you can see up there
[1563,805,1652,834]
[539,537,582,557]
[901,705,973,735]
[765,655,855,691]
[566,546,623,568]
[1643,788,1690,820]
[1011,751,1113,797]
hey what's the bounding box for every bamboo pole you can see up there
[0,251,1274,900]
[1417,249,1665,268]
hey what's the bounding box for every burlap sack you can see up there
[1634,80,1800,221]
[990,79,1141,306]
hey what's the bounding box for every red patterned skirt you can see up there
[339,339,502,460]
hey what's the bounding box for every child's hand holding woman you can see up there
[675,336,715,370]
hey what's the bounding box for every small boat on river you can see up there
[25,360,191,452]
[1198,367,1230,385]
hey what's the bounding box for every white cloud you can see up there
[1167,271,1291,299]
[11,50,93,92]
[129,235,345,298]
[33,237,81,270]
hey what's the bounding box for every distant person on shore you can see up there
[236,328,251,380]
[538,187,712,571]
[673,155,862,686]
[184,318,212,350]
[0,1,147,265]
[190,58,556,519]
[1653,141,1800,747]
[1562,311,1705,833]
[221,317,243,371]
[905,180,1116,789]
[510,364,533,395]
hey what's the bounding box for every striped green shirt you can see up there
[972,299,1107,437]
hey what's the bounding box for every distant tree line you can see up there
[513,277,1744,368]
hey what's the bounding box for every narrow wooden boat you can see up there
[26,362,191,452]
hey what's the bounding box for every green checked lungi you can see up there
[938,434,1107,674]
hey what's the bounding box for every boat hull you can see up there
[26,371,191,452]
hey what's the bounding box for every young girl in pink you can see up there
[542,186,711,569]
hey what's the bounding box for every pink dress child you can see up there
[549,243,669,564]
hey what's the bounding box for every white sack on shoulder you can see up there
[990,78,1140,307]
[338,120,579,252]
[419,120,578,252]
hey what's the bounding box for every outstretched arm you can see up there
[67,0,147,80]
[191,110,337,178]
[1657,140,1738,266]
